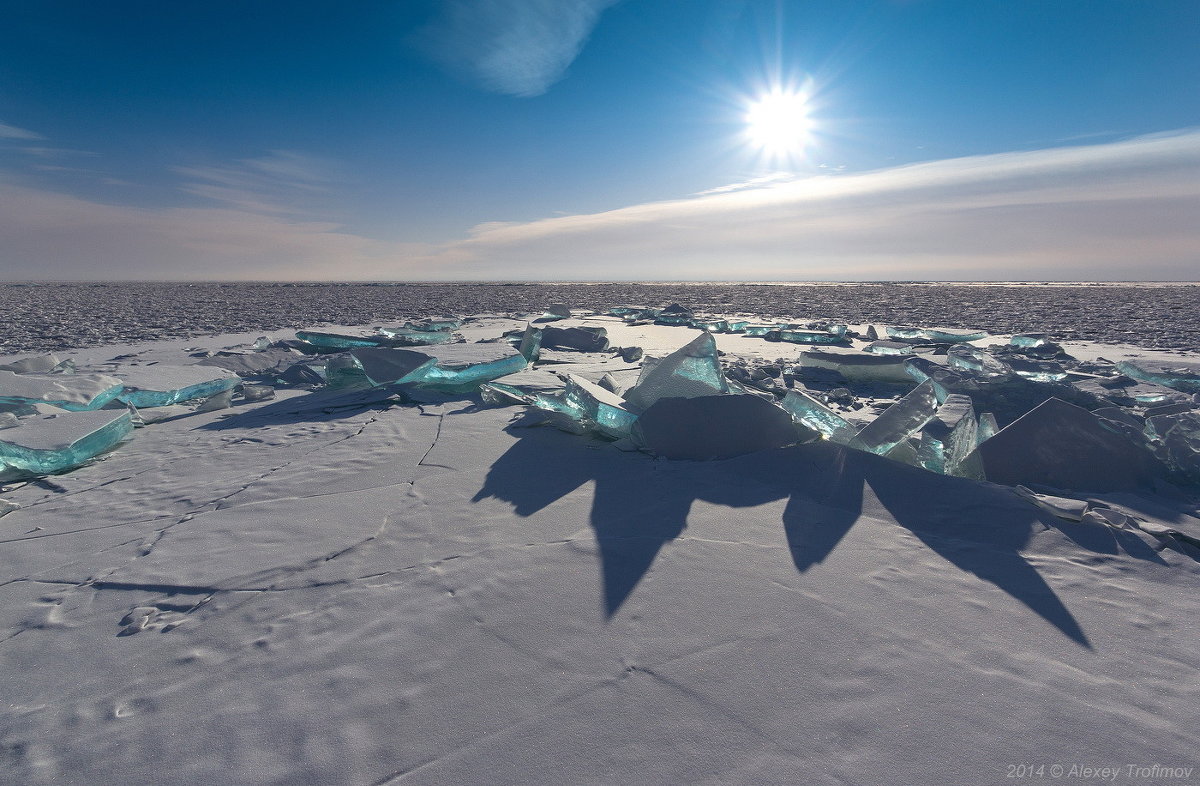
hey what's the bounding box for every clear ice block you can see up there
[977,412,999,443]
[863,341,915,356]
[849,380,938,455]
[295,329,389,350]
[1009,334,1048,348]
[561,373,638,439]
[0,370,124,411]
[0,409,133,475]
[799,350,913,384]
[947,345,1012,379]
[781,389,857,444]
[622,332,730,413]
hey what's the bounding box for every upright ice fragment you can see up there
[114,366,240,408]
[0,370,124,411]
[849,380,938,455]
[622,332,730,412]
[1010,334,1049,348]
[915,394,982,477]
[560,373,638,438]
[325,348,437,389]
[977,412,999,443]
[781,389,857,444]
[0,409,133,475]
[946,345,1012,379]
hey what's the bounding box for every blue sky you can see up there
[1,0,1197,280]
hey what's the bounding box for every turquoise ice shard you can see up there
[115,366,240,408]
[1116,359,1200,393]
[404,317,461,331]
[412,344,528,389]
[0,409,133,476]
[517,325,542,361]
[742,324,782,337]
[692,318,728,332]
[1010,334,1049,348]
[781,389,857,444]
[561,373,638,438]
[0,370,124,411]
[849,380,938,455]
[947,345,1012,379]
[479,382,535,406]
[915,394,982,478]
[725,320,750,333]
[886,326,988,343]
[622,332,730,413]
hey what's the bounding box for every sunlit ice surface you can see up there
[744,86,813,159]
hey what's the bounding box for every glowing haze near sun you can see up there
[744,87,813,158]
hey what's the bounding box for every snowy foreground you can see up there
[2,313,1199,785]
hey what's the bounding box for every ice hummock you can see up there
[0,409,133,476]
[915,394,982,478]
[631,394,811,460]
[0,370,125,411]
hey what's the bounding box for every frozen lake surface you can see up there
[3,281,1198,354]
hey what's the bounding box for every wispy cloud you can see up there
[415,0,619,97]
[418,130,1200,280]
[0,121,44,141]
[173,150,336,215]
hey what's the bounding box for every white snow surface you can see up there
[0,322,1198,785]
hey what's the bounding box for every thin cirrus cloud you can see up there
[0,121,45,141]
[414,0,620,97]
[423,130,1200,281]
[172,150,337,215]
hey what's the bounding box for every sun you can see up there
[744,88,812,157]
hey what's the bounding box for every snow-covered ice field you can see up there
[1,304,1199,785]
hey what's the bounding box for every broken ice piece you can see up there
[863,341,915,356]
[0,412,19,429]
[692,318,728,332]
[798,349,913,384]
[971,398,1161,492]
[479,382,534,407]
[1009,334,1048,348]
[560,373,638,439]
[654,303,694,326]
[1005,357,1068,383]
[540,326,609,353]
[1012,486,1090,521]
[374,327,455,346]
[0,353,65,374]
[916,394,981,478]
[239,384,275,403]
[517,325,542,361]
[1116,359,1200,394]
[0,498,17,517]
[886,326,988,343]
[0,370,125,412]
[295,329,390,350]
[414,344,528,389]
[114,366,240,408]
[849,380,938,456]
[536,304,572,322]
[0,409,133,475]
[946,345,1012,379]
[781,389,857,444]
[404,317,462,332]
[326,348,438,389]
[632,394,810,460]
[777,328,846,345]
[725,320,750,333]
[622,332,730,413]
[742,324,782,337]
[194,389,234,413]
